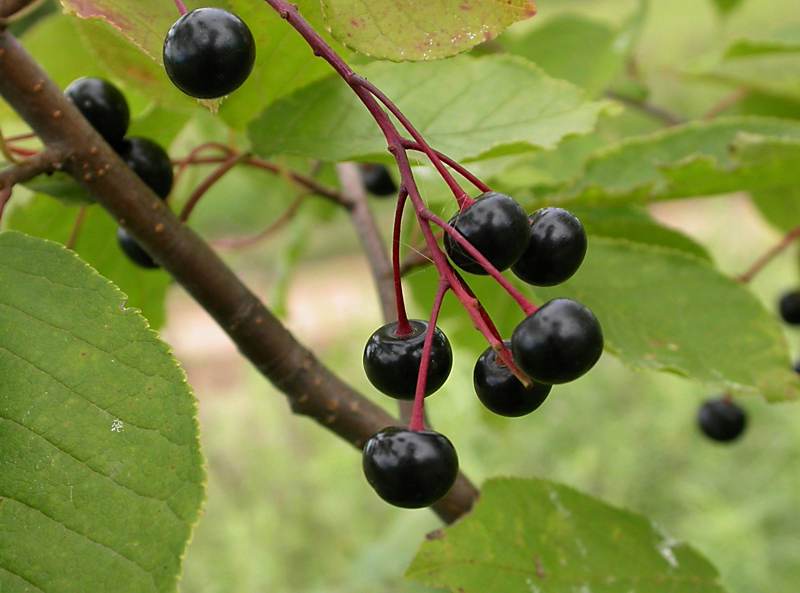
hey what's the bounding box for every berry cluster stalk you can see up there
[262,0,539,419]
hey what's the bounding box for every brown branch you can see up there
[337,163,416,425]
[737,225,800,283]
[704,88,749,121]
[0,147,63,188]
[0,0,36,19]
[0,29,477,523]
[605,90,685,127]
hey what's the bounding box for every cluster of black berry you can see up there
[362,193,604,508]
[63,8,256,269]
[64,77,174,268]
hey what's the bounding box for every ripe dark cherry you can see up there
[117,227,159,269]
[363,320,453,400]
[778,290,800,325]
[163,8,256,99]
[512,298,603,385]
[512,207,587,286]
[474,342,552,417]
[64,77,130,147]
[362,427,458,508]
[359,163,397,197]
[444,192,530,275]
[698,398,747,443]
[118,137,174,199]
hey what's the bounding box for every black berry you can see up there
[511,298,603,384]
[363,320,453,400]
[118,137,174,199]
[362,427,458,508]
[117,227,159,269]
[474,341,552,417]
[359,163,397,197]
[163,8,256,99]
[65,77,130,147]
[779,290,800,325]
[444,192,530,275]
[512,207,587,286]
[698,397,747,443]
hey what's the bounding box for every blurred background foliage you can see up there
[3,0,800,591]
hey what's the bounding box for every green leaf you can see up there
[320,0,536,61]
[711,0,745,15]
[697,26,800,101]
[557,117,800,207]
[535,237,799,402]
[249,55,607,162]
[0,231,204,593]
[407,477,727,593]
[503,3,647,97]
[5,197,170,329]
[22,173,93,205]
[58,0,174,61]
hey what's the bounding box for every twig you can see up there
[0,147,62,189]
[179,152,248,222]
[737,226,800,283]
[65,205,88,250]
[212,195,306,249]
[605,90,685,127]
[704,88,749,121]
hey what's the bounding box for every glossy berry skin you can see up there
[512,299,603,385]
[359,163,397,197]
[444,192,530,275]
[512,207,587,286]
[363,320,453,400]
[474,342,552,417]
[65,77,130,147]
[778,290,800,325]
[163,8,256,99]
[118,137,174,199]
[117,227,159,269]
[698,398,747,443]
[362,427,458,508]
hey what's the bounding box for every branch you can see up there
[0,147,63,188]
[737,225,800,283]
[0,29,477,523]
[0,0,37,18]
[336,163,415,424]
[605,90,685,127]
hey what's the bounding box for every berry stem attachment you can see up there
[392,188,413,337]
[425,211,538,315]
[410,280,449,432]
[173,0,188,16]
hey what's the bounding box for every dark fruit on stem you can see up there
[512,208,587,286]
[474,341,552,417]
[363,320,453,400]
[778,290,800,325]
[64,77,130,147]
[118,137,174,199]
[359,163,397,197]
[362,427,458,508]
[512,299,603,384]
[117,227,159,269]
[163,8,256,99]
[698,398,747,443]
[444,192,530,275]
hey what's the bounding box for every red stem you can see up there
[357,81,472,208]
[392,189,413,336]
[402,140,491,194]
[410,280,449,431]
[179,153,244,222]
[173,0,187,16]
[425,211,537,315]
